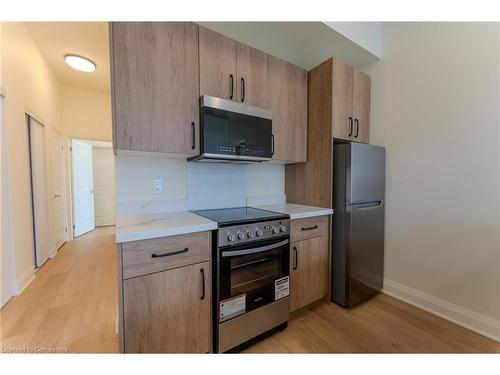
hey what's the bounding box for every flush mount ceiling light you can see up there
[64,54,96,72]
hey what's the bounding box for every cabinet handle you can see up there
[200,268,206,300]
[301,225,318,231]
[191,122,195,150]
[229,74,234,100]
[54,194,61,198]
[293,246,298,270]
[271,134,275,156]
[151,248,188,258]
[354,119,359,138]
[241,77,245,102]
[348,117,353,137]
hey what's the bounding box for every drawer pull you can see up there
[301,225,318,231]
[200,268,205,300]
[151,248,188,258]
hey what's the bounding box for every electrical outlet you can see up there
[152,179,163,193]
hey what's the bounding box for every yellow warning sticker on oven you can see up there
[275,276,289,300]
[220,294,246,322]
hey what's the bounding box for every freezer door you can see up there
[348,143,385,204]
[347,200,385,306]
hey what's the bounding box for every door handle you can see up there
[301,225,318,231]
[240,77,245,102]
[354,119,359,138]
[151,247,188,258]
[348,117,353,137]
[229,74,234,100]
[200,268,205,300]
[222,239,289,257]
[191,122,195,150]
[293,246,298,270]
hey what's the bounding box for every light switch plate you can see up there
[152,179,163,193]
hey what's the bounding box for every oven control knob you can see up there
[237,232,245,240]
[272,227,280,234]
[280,225,287,233]
[256,229,264,237]
[227,233,235,242]
[247,230,254,238]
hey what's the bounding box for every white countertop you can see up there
[255,203,334,220]
[116,211,217,243]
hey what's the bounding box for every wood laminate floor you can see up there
[1,227,498,353]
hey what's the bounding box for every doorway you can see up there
[71,139,115,238]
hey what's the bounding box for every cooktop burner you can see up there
[192,207,288,227]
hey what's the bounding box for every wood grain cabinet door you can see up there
[352,70,371,144]
[236,42,268,108]
[267,55,307,163]
[290,236,329,312]
[111,22,200,154]
[199,26,237,100]
[123,262,211,353]
[332,59,354,141]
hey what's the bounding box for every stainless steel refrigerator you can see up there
[332,142,385,307]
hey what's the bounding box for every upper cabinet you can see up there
[267,55,308,163]
[199,27,237,101]
[111,23,307,162]
[332,59,371,143]
[352,70,371,143]
[199,27,268,108]
[199,27,307,163]
[110,22,200,155]
[236,43,268,108]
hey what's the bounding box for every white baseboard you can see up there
[383,278,500,343]
[16,267,35,295]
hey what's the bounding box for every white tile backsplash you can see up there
[116,155,286,214]
[186,163,247,210]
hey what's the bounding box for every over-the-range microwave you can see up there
[188,95,273,164]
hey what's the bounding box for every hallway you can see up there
[0,227,119,353]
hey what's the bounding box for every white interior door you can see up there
[72,139,95,237]
[92,146,115,226]
[29,117,50,267]
[51,131,67,250]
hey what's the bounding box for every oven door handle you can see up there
[221,239,289,257]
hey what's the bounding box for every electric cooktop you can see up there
[192,207,288,227]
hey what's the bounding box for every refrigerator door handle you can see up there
[350,200,384,209]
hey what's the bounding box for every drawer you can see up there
[121,231,210,279]
[290,216,329,242]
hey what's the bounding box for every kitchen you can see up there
[1,9,499,372]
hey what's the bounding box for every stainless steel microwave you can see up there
[188,95,273,164]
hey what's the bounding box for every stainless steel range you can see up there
[193,207,290,353]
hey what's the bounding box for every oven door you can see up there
[200,96,272,161]
[218,237,290,323]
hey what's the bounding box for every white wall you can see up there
[1,23,62,291]
[60,85,112,141]
[364,22,500,341]
[116,155,285,215]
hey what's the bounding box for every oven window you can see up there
[219,239,289,319]
[229,248,281,297]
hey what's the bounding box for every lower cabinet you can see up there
[123,261,211,353]
[117,231,212,353]
[290,235,329,312]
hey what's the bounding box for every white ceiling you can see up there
[23,22,380,94]
[24,22,110,92]
[197,22,380,70]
